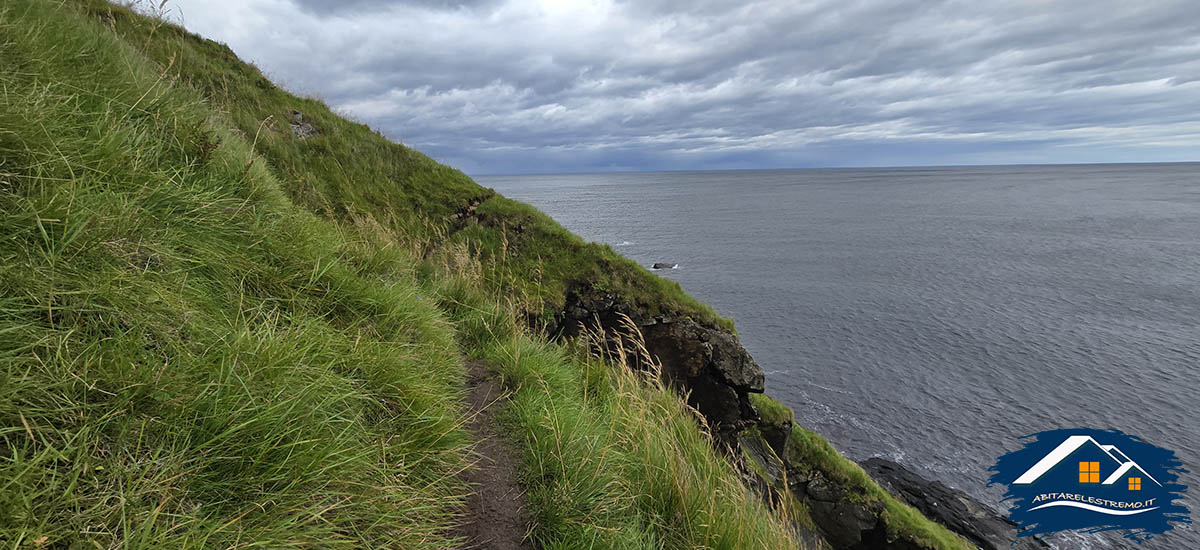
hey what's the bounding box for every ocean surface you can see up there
[476,164,1199,549]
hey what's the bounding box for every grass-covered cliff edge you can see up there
[1,1,971,548]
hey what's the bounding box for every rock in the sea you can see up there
[651,262,677,270]
[860,458,1049,550]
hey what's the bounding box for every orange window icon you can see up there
[1079,461,1100,483]
[1129,477,1141,491]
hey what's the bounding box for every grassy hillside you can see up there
[0,1,791,547]
[68,0,730,332]
[1,1,470,545]
[1,1,970,549]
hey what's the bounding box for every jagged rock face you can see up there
[802,474,886,549]
[779,467,923,550]
[775,434,921,550]
[550,288,764,438]
[643,316,764,391]
[740,432,785,486]
[759,422,791,457]
[861,458,1050,550]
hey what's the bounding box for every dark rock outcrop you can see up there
[550,287,763,440]
[735,406,948,549]
[754,424,924,550]
[795,471,923,550]
[861,458,1050,550]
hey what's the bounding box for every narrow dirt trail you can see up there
[453,360,537,550]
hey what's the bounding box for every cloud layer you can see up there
[164,0,1200,173]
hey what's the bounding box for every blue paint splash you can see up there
[989,428,1190,543]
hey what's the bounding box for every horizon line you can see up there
[470,159,1200,178]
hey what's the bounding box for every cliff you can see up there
[1,1,1006,548]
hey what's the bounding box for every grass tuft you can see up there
[750,392,795,426]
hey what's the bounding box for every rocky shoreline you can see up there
[550,286,1041,549]
[862,458,1049,550]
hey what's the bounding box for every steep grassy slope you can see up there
[74,0,730,331]
[0,2,471,546]
[0,1,799,548]
[1,1,977,549]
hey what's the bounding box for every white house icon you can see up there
[1013,435,1161,487]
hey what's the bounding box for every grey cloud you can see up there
[290,0,499,16]
[167,0,1200,173]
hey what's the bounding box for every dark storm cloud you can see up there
[166,0,1200,173]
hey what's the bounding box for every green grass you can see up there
[482,325,798,549]
[0,1,470,546]
[0,1,792,548]
[1,1,974,549]
[75,0,732,331]
[429,254,799,549]
[750,392,795,426]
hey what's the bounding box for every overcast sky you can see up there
[162,0,1200,174]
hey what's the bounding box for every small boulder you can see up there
[289,110,318,139]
